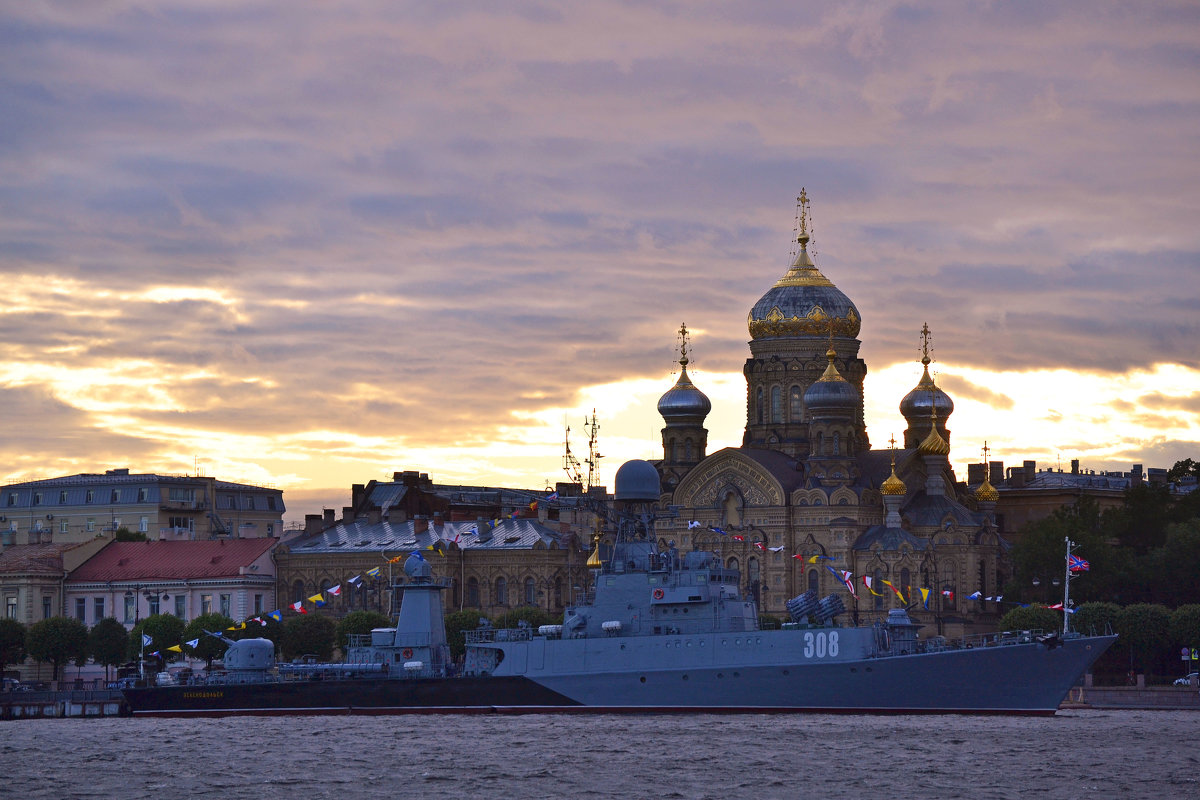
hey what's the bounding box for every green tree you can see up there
[1072,601,1121,637]
[88,618,129,680]
[1157,520,1200,607]
[336,610,392,650]
[129,613,187,672]
[444,609,486,660]
[113,526,148,542]
[997,605,1060,633]
[1006,497,1112,603]
[1115,603,1171,676]
[1103,484,1174,554]
[0,617,26,678]
[1169,605,1200,654]
[1167,458,1200,484]
[26,617,89,681]
[280,614,336,661]
[182,613,235,670]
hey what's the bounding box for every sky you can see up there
[1,1,1198,527]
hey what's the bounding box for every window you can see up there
[42,596,52,619]
[874,569,884,609]
[225,497,235,509]
[790,386,803,422]
[808,569,819,596]
[244,496,255,510]
[86,490,94,503]
[756,388,764,424]
[525,578,536,605]
[771,386,782,423]
[59,491,68,504]
[124,594,136,623]
[112,517,121,530]
[86,518,95,532]
[174,595,186,619]
[137,488,148,502]
[5,596,16,618]
[832,432,840,456]
[139,516,149,533]
[60,519,69,534]
[254,594,264,615]
[292,581,305,603]
[148,594,160,616]
[900,568,911,601]
[200,594,213,615]
[267,497,277,511]
[94,597,104,622]
[33,492,41,506]
[466,577,480,607]
[220,594,231,617]
[6,493,16,506]
[110,490,119,503]
[75,597,86,621]
[495,577,507,606]
[685,438,694,460]
[554,577,563,607]
[168,516,192,531]
[168,488,194,503]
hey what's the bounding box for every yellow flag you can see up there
[166,644,182,653]
[307,593,324,604]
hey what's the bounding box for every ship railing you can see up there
[914,628,1049,655]
[465,627,534,643]
[346,633,373,648]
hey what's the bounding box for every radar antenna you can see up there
[583,409,603,491]
[563,426,583,486]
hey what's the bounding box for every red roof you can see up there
[69,539,276,582]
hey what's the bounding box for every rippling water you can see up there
[6,710,1198,799]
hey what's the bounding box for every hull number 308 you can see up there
[802,631,839,659]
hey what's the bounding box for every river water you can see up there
[5,710,1197,799]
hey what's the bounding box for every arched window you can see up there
[554,577,563,608]
[807,569,819,596]
[900,568,911,602]
[771,386,782,423]
[466,577,480,608]
[873,569,883,610]
[685,438,694,460]
[495,577,507,606]
[524,577,536,605]
[667,438,676,462]
[292,580,305,603]
[817,432,824,454]
[832,432,840,455]
[790,386,803,422]
[726,556,740,575]
[756,388,764,424]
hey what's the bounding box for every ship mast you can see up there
[563,426,583,486]
[1062,536,1076,634]
[583,409,603,491]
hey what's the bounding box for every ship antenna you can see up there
[584,410,603,491]
[563,425,583,486]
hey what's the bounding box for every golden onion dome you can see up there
[748,191,861,340]
[880,466,907,496]
[975,478,999,503]
[917,425,950,456]
[586,537,602,568]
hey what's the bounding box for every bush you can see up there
[280,614,336,661]
[1115,603,1171,675]
[998,605,1061,633]
[336,610,392,649]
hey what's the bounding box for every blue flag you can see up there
[142,633,152,647]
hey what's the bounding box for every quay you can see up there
[1,688,128,720]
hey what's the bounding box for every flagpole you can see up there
[1062,536,1073,635]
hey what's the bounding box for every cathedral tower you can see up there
[743,191,868,458]
[658,323,711,490]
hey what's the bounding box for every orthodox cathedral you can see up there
[651,192,1007,637]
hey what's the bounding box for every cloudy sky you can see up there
[2,1,1197,525]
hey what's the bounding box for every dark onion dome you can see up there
[657,363,711,424]
[803,347,860,413]
[899,358,955,424]
[614,459,662,502]
[747,201,860,340]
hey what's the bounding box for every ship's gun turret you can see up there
[884,608,920,655]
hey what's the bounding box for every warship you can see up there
[123,459,1115,717]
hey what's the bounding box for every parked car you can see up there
[106,677,139,690]
[1174,672,1198,686]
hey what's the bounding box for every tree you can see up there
[0,617,26,677]
[997,605,1059,633]
[114,526,148,542]
[128,613,186,672]
[336,610,392,650]
[444,609,486,660]
[1167,458,1200,484]
[280,614,336,661]
[26,617,89,681]
[1169,605,1200,654]
[182,613,235,671]
[1072,602,1121,637]
[88,618,129,680]
[1157,520,1200,607]
[1115,603,1171,676]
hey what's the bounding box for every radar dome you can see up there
[614,459,661,501]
